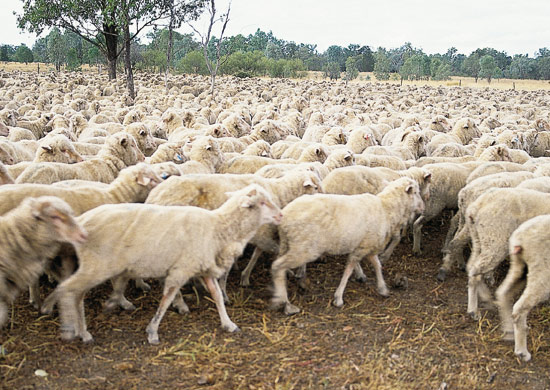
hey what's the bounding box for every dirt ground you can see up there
[1,213,549,390]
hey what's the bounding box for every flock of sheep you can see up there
[1,70,550,362]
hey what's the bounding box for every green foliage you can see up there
[537,56,550,80]
[0,45,16,61]
[47,27,66,71]
[267,58,306,78]
[138,49,167,72]
[400,54,430,81]
[508,55,535,79]
[374,49,390,80]
[479,55,499,83]
[323,62,341,80]
[221,50,265,77]
[461,52,481,81]
[177,50,208,75]
[344,56,359,83]
[14,44,33,64]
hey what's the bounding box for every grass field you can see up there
[2,62,550,92]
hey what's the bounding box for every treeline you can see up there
[3,27,550,82]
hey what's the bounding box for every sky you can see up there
[3,0,550,57]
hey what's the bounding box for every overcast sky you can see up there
[3,0,550,56]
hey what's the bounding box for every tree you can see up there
[177,49,208,74]
[344,56,359,85]
[0,45,16,62]
[400,54,430,81]
[187,0,231,95]
[462,52,481,82]
[18,0,204,98]
[373,48,390,80]
[325,45,345,70]
[509,55,534,80]
[323,62,340,80]
[14,44,34,64]
[479,55,499,83]
[537,56,550,80]
[32,38,47,62]
[47,27,66,71]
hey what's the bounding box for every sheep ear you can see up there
[418,136,424,143]
[512,245,523,255]
[120,137,128,146]
[303,179,316,188]
[315,148,321,155]
[239,195,254,208]
[490,140,496,146]
[30,198,48,220]
[363,134,370,140]
[41,145,53,153]
[139,130,146,136]
[423,172,432,182]
[136,172,151,186]
[344,152,353,161]
[400,132,408,142]
[405,184,415,194]
[205,144,212,150]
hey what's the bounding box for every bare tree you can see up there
[187,0,231,95]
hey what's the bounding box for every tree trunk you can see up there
[210,73,216,95]
[123,23,135,101]
[165,5,174,92]
[104,23,118,80]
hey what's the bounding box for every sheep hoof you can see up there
[135,279,151,292]
[173,302,190,315]
[120,301,136,311]
[355,275,368,283]
[147,334,160,345]
[60,325,76,341]
[284,303,300,316]
[222,323,240,333]
[378,286,390,297]
[269,300,284,311]
[468,311,480,321]
[502,331,514,341]
[81,332,94,344]
[412,247,422,256]
[516,350,531,362]
[240,277,251,287]
[333,298,344,308]
[436,269,448,282]
[30,300,40,310]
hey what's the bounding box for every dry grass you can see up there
[1,214,549,389]
[307,71,550,91]
[0,62,97,73]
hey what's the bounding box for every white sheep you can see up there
[495,214,550,361]
[47,184,282,344]
[463,188,550,319]
[0,196,87,328]
[16,132,145,184]
[270,177,424,315]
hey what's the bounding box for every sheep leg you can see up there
[467,274,482,320]
[240,247,263,287]
[146,281,182,345]
[334,259,359,307]
[495,258,526,340]
[412,215,425,255]
[512,274,547,362]
[439,224,469,281]
[353,263,367,283]
[29,281,41,309]
[134,278,151,292]
[442,212,461,252]
[379,234,401,263]
[105,276,134,311]
[0,300,9,329]
[271,252,308,315]
[367,254,389,297]
[203,276,239,332]
[172,291,190,314]
[218,271,231,304]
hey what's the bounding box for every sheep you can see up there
[495,215,550,361]
[430,143,474,158]
[414,156,476,167]
[322,166,432,202]
[177,136,225,174]
[242,139,271,157]
[0,196,87,328]
[354,153,408,170]
[477,144,514,163]
[516,176,550,192]
[125,122,157,157]
[0,139,36,164]
[145,142,186,164]
[364,131,426,161]
[0,162,14,184]
[411,162,480,254]
[270,177,424,315]
[6,135,84,179]
[16,113,53,139]
[16,132,145,184]
[426,118,481,155]
[462,188,550,320]
[47,184,282,344]
[0,163,162,217]
[466,161,532,184]
[438,171,536,281]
